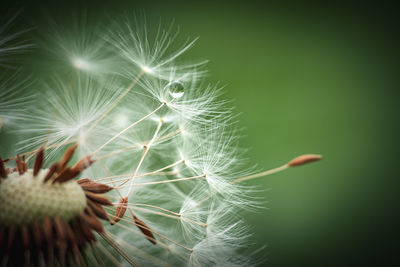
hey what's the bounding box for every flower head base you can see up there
[0,168,87,225]
[0,147,113,266]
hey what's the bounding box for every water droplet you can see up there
[166,82,185,99]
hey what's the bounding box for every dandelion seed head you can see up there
[0,11,320,267]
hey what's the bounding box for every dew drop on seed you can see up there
[166,82,185,99]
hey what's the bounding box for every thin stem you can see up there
[232,164,289,184]
[104,230,173,267]
[118,203,180,217]
[142,159,184,176]
[86,70,144,134]
[105,208,193,255]
[97,159,183,184]
[125,120,163,196]
[7,139,77,161]
[95,241,122,267]
[94,143,140,161]
[88,243,105,267]
[124,205,207,227]
[93,129,182,161]
[100,171,177,184]
[99,231,140,267]
[91,103,165,156]
[116,174,206,189]
[194,164,290,208]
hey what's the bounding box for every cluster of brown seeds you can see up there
[0,146,113,266]
[111,196,156,245]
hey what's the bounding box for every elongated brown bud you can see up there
[288,154,322,167]
[7,225,17,253]
[32,221,43,249]
[16,155,24,175]
[134,216,157,244]
[33,147,45,176]
[77,178,91,184]
[0,157,7,178]
[59,144,77,170]
[21,225,30,251]
[42,217,53,243]
[85,191,113,206]
[76,216,97,242]
[72,155,94,174]
[43,164,57,183]
[111,197,128,225]
[87,199,110,221]
[81,182,113,194]
[81,210,104,233]
[22,155,28,172]
[52,168,75,184]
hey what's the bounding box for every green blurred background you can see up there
[2,0,399,266]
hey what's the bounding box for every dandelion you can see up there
[0,13,322,267]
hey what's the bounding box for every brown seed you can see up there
[81,182,113,194]
[21,225,30,250]
[72,155,94,174]
[134,216,157,245]
[53,217,66,243]
[87,199,110,221]
[76,216,97,242]
[32,221,43,249]
[59,144,77,170]
[16,155,24,175]
[44,164,58,183]
[288,154,323,167]
[22,162,28,172]
[0,157,7,178]
[7,225,16,253]
[110,197,128,225]
[61,219,81,263]
[71,218,91,246]
[33,147,45,176]
[42,217,55,267]
[85,191,113,206]
[42,217,53,243]
[77,178,91,184]
[80,211,104,233]
[52,168,75,184]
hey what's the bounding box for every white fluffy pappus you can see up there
[0,11,32,68]
[0,73,33,132]
[0,12,322,267]
[1,14,261,266]
[106,15,208,81]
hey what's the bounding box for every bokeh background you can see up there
[1,0,399,266]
